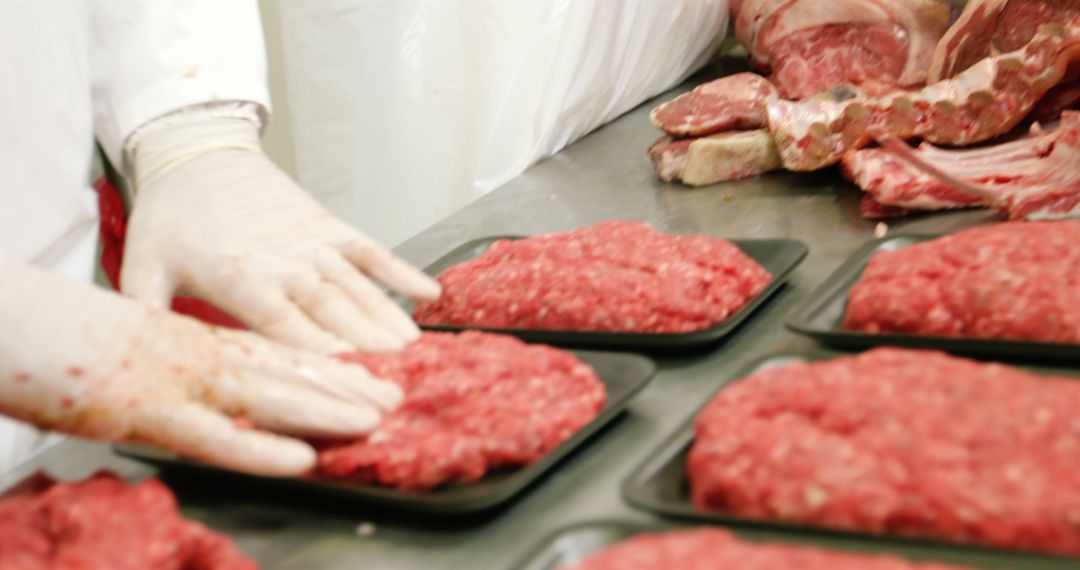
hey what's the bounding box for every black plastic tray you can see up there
[787,234,1080,361]
[621,350,1080,563]
[117,350,655,516]
[412,235,808,350]
[513,519,1073,570]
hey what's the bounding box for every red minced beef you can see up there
[843,221,1080,343]
[688,348,1080,556]
[560,528,970,570]
[317,331,606,491]
[413,220,772,333]
[0,473,256,570]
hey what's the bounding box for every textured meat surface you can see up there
[560,528,970,570]
[844,222,1080,341]
[770,23,909,99]
[769,20,1080,170]
[859,194,916,218]
[999,0,1080,51]
[649,73,777,137]
[688,349,1080,556]
[413,221,772,333]
[317,332,606,491]
[845,145,987,213]
[0,474,256,570]
[931,0,1080,81]
[736,0,951,93]
[928,0,1009,81]
[648,136,693,181]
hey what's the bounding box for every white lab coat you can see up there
[0,0,270,472]
[275,0,730,247]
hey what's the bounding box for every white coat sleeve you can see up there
[89,0,272,169]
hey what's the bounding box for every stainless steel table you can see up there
[1,57,1011,569]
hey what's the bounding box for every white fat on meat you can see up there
[930,0,1080,81]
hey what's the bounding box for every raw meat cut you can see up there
[316,331,605,491]
[688,348,1080,556]
[412,221,772,333]
[649,130,781,186]
[649,73,777,137]
[930,0,1080,81]
[0,473,256,570]
[844,112,1080,219]
[927,1,1080,168]
[843,221,1080,341]
[766,23,912,99]
[560,528,970,570]
[859,194,919,218]
[647,82,859,184]
[769,19,1080,171]
[734,0,952,99]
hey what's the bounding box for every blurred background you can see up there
[254,0,728,247]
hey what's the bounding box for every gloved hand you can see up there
[120,107,440,354]
[0,255,403,476]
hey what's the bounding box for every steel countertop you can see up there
[1,56,1020,569]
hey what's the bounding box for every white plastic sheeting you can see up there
[276,0,729,246]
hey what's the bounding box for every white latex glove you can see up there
[0,255,403,476]
[121,108,440,354]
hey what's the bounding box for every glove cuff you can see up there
[122,102,267,190]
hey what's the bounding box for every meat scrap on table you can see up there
[649,0,1080,221]
[688,348,1080,556]
[560,528,971,570]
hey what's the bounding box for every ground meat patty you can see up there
[843,221,1080,343]
[688,348,1080,556]
[560,528,970,570]
[413,221,772,333]
[0,473,255,570]
[317,332,606,491]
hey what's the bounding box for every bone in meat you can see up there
[769,20,1080,171]
[844,112,1080,220]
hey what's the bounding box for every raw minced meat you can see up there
[560,528,970,570]
[0,473,255,570]
[413,220,772,333]
[844,221,1080,343]
[317,331,606,491]
[688,348,1080,556]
